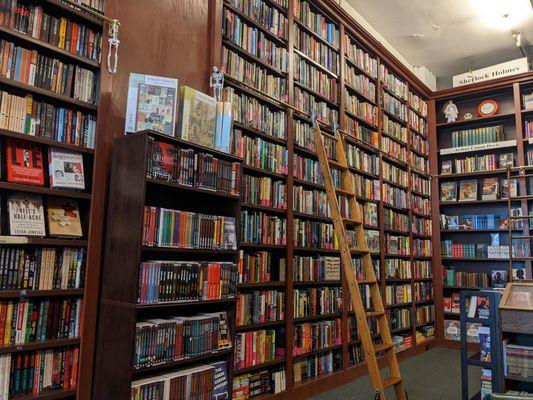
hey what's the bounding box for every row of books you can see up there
[389,308,411,330]
[221,47,288,102]
[414,282,433,302]
[0,39,98,104]
[409,91,428,117]
[242,174,287,209]
[293,255,340,282]
[137,261,238,304]
[294,0,340,47]
[385,258,411,279]
[343,34,378,79]
[359,201,378,226]
[147,140,241,195]
[241,211,286,245]
[380,65,408,101]
[526,120,533,138]
[414,261,432,279]
[345,118,379,147]
[440,212,519,231]
[141,207,237,250]
[504,343,533,379]
[352,174,380,200]
[233,130,289,175]
[382,136,408,163]
[385,284,412,305]
[345,142,379,175]
[345,92,377,125]
[345,67,376,103]
[384,208,409,233]
[441,152,513,174]
[238,250,286,284]
[293,319,342,355]
[232,367,286,399]
[225,0,288,40]
[223,10,288,73]
[411,152,429,173]
[383,115,408,143]
[294,86,338,127]
[227,87,287,140]
[382,91,407,122]
[444,268,490,288]
[0,246,85,291]
[0,298,80,346]
[293,153,324,186]
[234,329,284,370]
[383,161,409,187]
[293,219,336,249]
[236,290,285,326]
[294,53,338,103]
[293,185,330,218]
[412,215,432,236]
[293,350,341,383]
[133,313,230,369]
[441,241,525,259]
[65,0,105,13]
[294,27,339,75]
[451,125,505,147]
[411,131,429,156]
[440,178,517,202]
[413,238,432,257]
[416,305,434,325]
[294,287,342,318]
[412,174,431,196]
[0,346,78,398]
[412,194,430,215]
[386,234,410,256]
[3,1,102,62]
[0,91,97,148]
[131,362,227,400]
[409,110,427,135]
[383,183,408,208]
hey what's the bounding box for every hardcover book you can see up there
[324,257,341,281]
[501,178,517,198]
[499,153,514,168]
[478,326,491,362]
[441,160,452,174]
[147,141,177,182]
[125,73,178,136]
[477,296,490,319]
[177,86,217,149]
[48,148,85,190]
[459,179,478,201]
[210,361,229,400]
[5,140,44,186]
[46,198,83,237]
[440,182,457,202]
[7,194,46,236]
[491,270,508,289]
[481,178,499,200]
[512,266,526,280]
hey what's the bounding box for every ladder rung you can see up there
[366,310,385,317]
[351,248,370,255]
[343,218,361,225]
[382,376,402,389]
[373,342,393,353]
[512,235,533,239]
[508,195,533,200]
[335,188,354,196]
[320,131,339,141]
[510,173,533,179]
[329,160,348,170]
[358,280,378,285]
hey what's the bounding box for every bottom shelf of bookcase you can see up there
[14,389,77,400]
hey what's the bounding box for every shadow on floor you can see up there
[311,347,480,400]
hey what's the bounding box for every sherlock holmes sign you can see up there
[452,58,529,88]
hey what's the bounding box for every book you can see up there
[324,256,341,281]
[481,178,499,200]
[467,295,478,317]
[211,361,229,400]
[491,270,508,289]
[459,179,477,201]
[177,86,217,148]
[512,266,526,280]
[499,153,514,168]
[5,139,45,186]
[480,368,492,400]
[7,194,46,236]
[125,73,178,136]
[48,148,85,189]
[501,178,517,198]
[440,182,457,202]
[441,160,452,174]
[479,326,491,362]
[46,198,83,237]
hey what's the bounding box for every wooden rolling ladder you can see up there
[313,119,407,400]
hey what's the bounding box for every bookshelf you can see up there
[431,74,533,350]
[93,131,242,398]
[0,1,104,398]
[219,0,435,397]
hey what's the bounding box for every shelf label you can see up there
[440,140,517,155]
[528,137,533,145]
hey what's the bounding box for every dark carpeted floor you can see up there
[312,347,480,400]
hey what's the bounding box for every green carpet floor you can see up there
[311,347,481,400]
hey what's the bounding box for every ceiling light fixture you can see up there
[471,0,532,31]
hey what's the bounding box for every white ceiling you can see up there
[345,0,533,89]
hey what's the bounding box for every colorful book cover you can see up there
[48,148,85,190]
[148,141,177,182]
[481,178,498,200]
[211,361,229,400]
[46,198,83,237]
[440,181,457,202]
[7,194,46,237]
[177,86,217,149]
[6,139,44,186]
[476,296,490,319]
[479,327,491,362]
[459,179,477,201]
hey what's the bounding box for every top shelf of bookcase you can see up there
[40,0,104,27]
[436,112,516,129]
[130,130,243,163]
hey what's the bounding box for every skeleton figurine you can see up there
[210,66,224,101]
[107,20,120,74]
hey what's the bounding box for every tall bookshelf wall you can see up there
[220,0,435,397]
[432,77,533,348]
[0,1,104,399]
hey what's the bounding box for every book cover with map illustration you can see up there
[177,86,217,149]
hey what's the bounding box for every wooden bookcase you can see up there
[430,73,533,350]
[0,1,104,399]
[92,131,242,398]
[217,0,436,398]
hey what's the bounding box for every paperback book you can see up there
[48,148,85,190]
[5,139,45,186]
[481,178,498,200]
[7,194,46,237]
[459,179,477,201]
[440,182,457,202]
[46,198,83,237]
